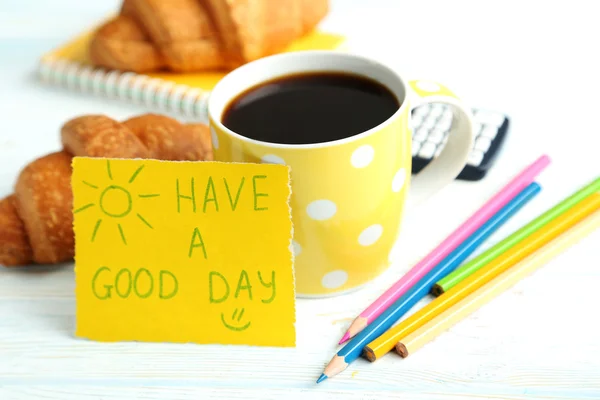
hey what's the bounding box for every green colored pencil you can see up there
[431,176,600,296]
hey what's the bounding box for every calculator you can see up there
[411,104,510,181]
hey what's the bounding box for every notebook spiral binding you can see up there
[36,57,210,122]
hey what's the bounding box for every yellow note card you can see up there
[71,157,295,347]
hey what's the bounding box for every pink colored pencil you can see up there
[339,155,551,344]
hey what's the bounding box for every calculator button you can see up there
[472,122,482,137]
[412,142,422,156]
[414,127,429,142]
[437,118,453,132]
[419,142,437,159]
[423,116,437,129]
[467,150,484,166]
[440,111,452,122]
[428,128,445,144]
[413,105,430,117]
[430,104,445,118]
[411,115,424,129]
[475,136,492,152]
[480,125,498,139]
[475,110,505,127]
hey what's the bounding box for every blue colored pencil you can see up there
[317,182,542,383]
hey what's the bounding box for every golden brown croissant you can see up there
[129,0,218,43]
[0,114,212,267]
[62,115,151,158]
[14,151,76,264]
[89,0,329,73]
[201,0,302,64]
[126,0,227,71]
[122,113,210,160]
[0,195,33,265]
[89,15,166,73]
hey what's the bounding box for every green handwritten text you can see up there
[208,270,276,304]
[174,176,269,213]
[91,267,178,300]
[188,227,208,259]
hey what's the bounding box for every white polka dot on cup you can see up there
[321,270,348,289]
[392,168,406,192]
[358,224,383,246]
[210,126,219,149]
[306,199,337,221]
[415,80,441,92]
[261,154,286,165]
[351,145,375,168]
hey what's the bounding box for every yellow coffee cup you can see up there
[208,51,474,297]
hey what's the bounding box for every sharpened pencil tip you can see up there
[338,332,350,345]
[316,374,328,384]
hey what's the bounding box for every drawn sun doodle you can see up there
[74,160,160,244]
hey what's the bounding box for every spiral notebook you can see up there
[37,19,346,122]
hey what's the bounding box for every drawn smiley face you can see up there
[220,307,251,331]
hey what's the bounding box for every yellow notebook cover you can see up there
[37,19,346,121]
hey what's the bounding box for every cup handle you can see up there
[405,79,475,210]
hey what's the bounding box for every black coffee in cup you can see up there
[222,72,400,145]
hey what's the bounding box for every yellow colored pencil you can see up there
[362,193,600,362]
[395,209,600,358]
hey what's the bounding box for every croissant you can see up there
[0,114,212,267]
[89,0,329,73]
[88,14,166,73]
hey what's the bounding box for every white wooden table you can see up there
[1,1,600,399]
